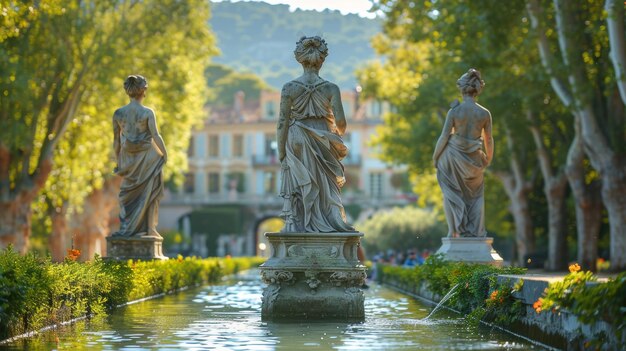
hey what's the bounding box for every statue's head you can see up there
[124,75,148,99]
[294,36,328,70]
[456,69,484,97]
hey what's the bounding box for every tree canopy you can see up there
[359,0,625,269]
[0,0,217,251]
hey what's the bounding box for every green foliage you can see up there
[210,1,380,89]
[535,266,626,344]
[0,247,264,339]
[0,247,51,337]
[360,0,576,244]
[1,0,217,233]
[377,254,525,325]
[356,206,446,254]
[205,63,272,107]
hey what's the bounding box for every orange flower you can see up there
[533,298,543,313]
[569,263,581,273]
[66,248,80,261]
[489,290,499,301]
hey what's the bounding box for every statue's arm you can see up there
[482,111,494,166]
[432,109,455,168]
[147,109,168,163]
[113,112,121,169]
[330,83,347,136]
[277,84,292,162]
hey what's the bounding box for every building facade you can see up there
[158,89,412,255]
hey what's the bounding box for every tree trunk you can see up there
[602,164,626,270]
[497,173,535,266]
[48,203,69,262]
[545,183,568,271]
[528,111,569,271]
[71,176,121,260]
[565,128,602,271]
[0,140,53,253]
[606,0,626,104]
[0,197,32,253]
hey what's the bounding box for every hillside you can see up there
[210,1,381,89]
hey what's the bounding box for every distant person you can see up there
[277,36,354,233]
[403,251,419,267]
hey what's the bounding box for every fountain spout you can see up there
[423,283,460,320]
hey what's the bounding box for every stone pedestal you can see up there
[105,235,168,261]
[436,237,503,266]
[260,232,366,321]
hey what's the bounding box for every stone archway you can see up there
[252,215,284,257]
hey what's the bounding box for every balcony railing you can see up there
[251,154,362,167]
[163,191,410,208]
[251,154,279,166]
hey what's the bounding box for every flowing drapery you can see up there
[436,134,487,237]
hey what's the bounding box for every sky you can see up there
[213,0,379,18]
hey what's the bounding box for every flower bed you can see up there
[376,255,626,349]
[375,254,525,322]
[0,247,265,340]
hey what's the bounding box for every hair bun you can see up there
[124,74,148,99]
[294,36,329,68]
[456,68,485,96]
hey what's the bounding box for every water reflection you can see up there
[0,270,542,350]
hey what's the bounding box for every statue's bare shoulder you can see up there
[143,106,156,119]
[325,81,340,96]
[281,81,300,96]
[475,102,491,116]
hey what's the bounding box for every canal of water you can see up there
[0,270,544,350]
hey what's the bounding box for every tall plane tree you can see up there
[0,1,217,253]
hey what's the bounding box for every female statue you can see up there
[112,75,168,237]
[432,69,493,238]
[277,36,354,233]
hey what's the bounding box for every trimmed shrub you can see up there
[0,247,264,340]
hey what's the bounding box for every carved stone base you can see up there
[436,237,503,266]
[105,235,168,261]
[260,232,366,320]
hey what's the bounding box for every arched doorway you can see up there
[254,216,284,257]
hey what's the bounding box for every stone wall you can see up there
[380,273,622,350]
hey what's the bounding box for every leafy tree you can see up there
[357,206,446,255]
[526,0,626,270]
[205,63,272,107]
[360,0,592,268]
[0,1,217,253]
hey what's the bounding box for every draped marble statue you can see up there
[277,36,354,233]
[432,69,494,238]
[112,75,168,238]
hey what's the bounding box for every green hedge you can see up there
[377,256,626,346]
[376,254,526,325]
[0,248,264,340]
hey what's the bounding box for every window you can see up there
[265,101,276,119]
[208,135,219,158]
[263,171,276,194]
[187,136,194,157]
[369,172,382,198]
[208,173,220,194]
[184,173,195,194]
[226,172,246,193]
[233,134,244,158]
[265,133,277,157]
